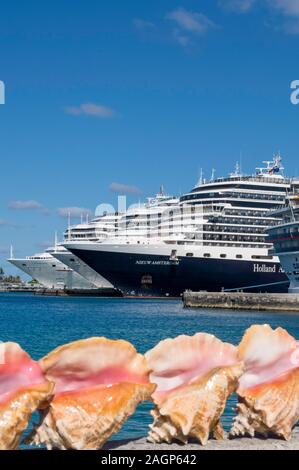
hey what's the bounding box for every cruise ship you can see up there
[267,181,299,293]
[52,213,122,289]
[55,190,179,285]
[65,157,292,297]
[8,189,178,291]
[8,245,97,290]
[8,213,120,291]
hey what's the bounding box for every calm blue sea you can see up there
[1,292,299,446]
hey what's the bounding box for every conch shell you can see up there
[230,324,299,440]
[28,337,155,450]
[0,342,53,450]
[145,333,243,445]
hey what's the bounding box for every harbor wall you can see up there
[183,291,299,311]
[0,286,122,297]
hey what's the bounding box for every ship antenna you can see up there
[210,168,216,181]
[81,213,83,224]
[197,168,203,186]
[68,211,71,241]
[54,231,58,250]
[160,185,165,196]
[239,151,243,176]
[10,244,14,260]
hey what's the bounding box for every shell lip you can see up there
[51,380,156,399]
[0,380,55,409]
[237,367,297,396]
[151,361,244,404]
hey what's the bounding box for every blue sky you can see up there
[1,0,299,275]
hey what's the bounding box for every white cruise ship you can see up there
[52,213,122,289]
[56,190,179,284]
[8,246,96,290]
[65,157,292,297]
[7,213,121,291]
[267,180,299,293]
[8,189,178,291]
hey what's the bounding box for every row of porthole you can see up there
[185,253,273,260]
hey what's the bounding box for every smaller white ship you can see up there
[59,188,179,284]
[8,245,96,290]
[52,213,122,289]
[267,180,299,293]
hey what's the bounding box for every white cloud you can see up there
[9,201,34,210]
[267,1,299,34]
[57,207,93,218]
[283,20,299,32]
[65,103,117,118]
[220,0,299,17]
[0,219,10,227]
[220,0,299,33]
[166,8,215,34]
[270,0,299,17]
[133,18,155,30]
[109,182,143,195]
[165,8,216,46]
[219,0,256,13]
[175,34,191,46]
[8,199,46,210]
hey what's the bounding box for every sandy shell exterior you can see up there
[0,343,54,450]
[28,337,154,450]
[231,324,299,440]
[146,333,243,445]
[0,383,54,450]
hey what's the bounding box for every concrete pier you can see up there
[0,286,122,297]
[33,288,122,297]
[183,291,299,312]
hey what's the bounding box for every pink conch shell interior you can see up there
[0,342,53,450]
[0,342,50,404]
[231,324,299,440]
[41,337,151,394]
[147,333,239,403]
[238,324,299,393]
[145,333,242,445]
[28,337,154,450]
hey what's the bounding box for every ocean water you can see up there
[1,292,299,447]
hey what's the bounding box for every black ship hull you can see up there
[68,248,290,297]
